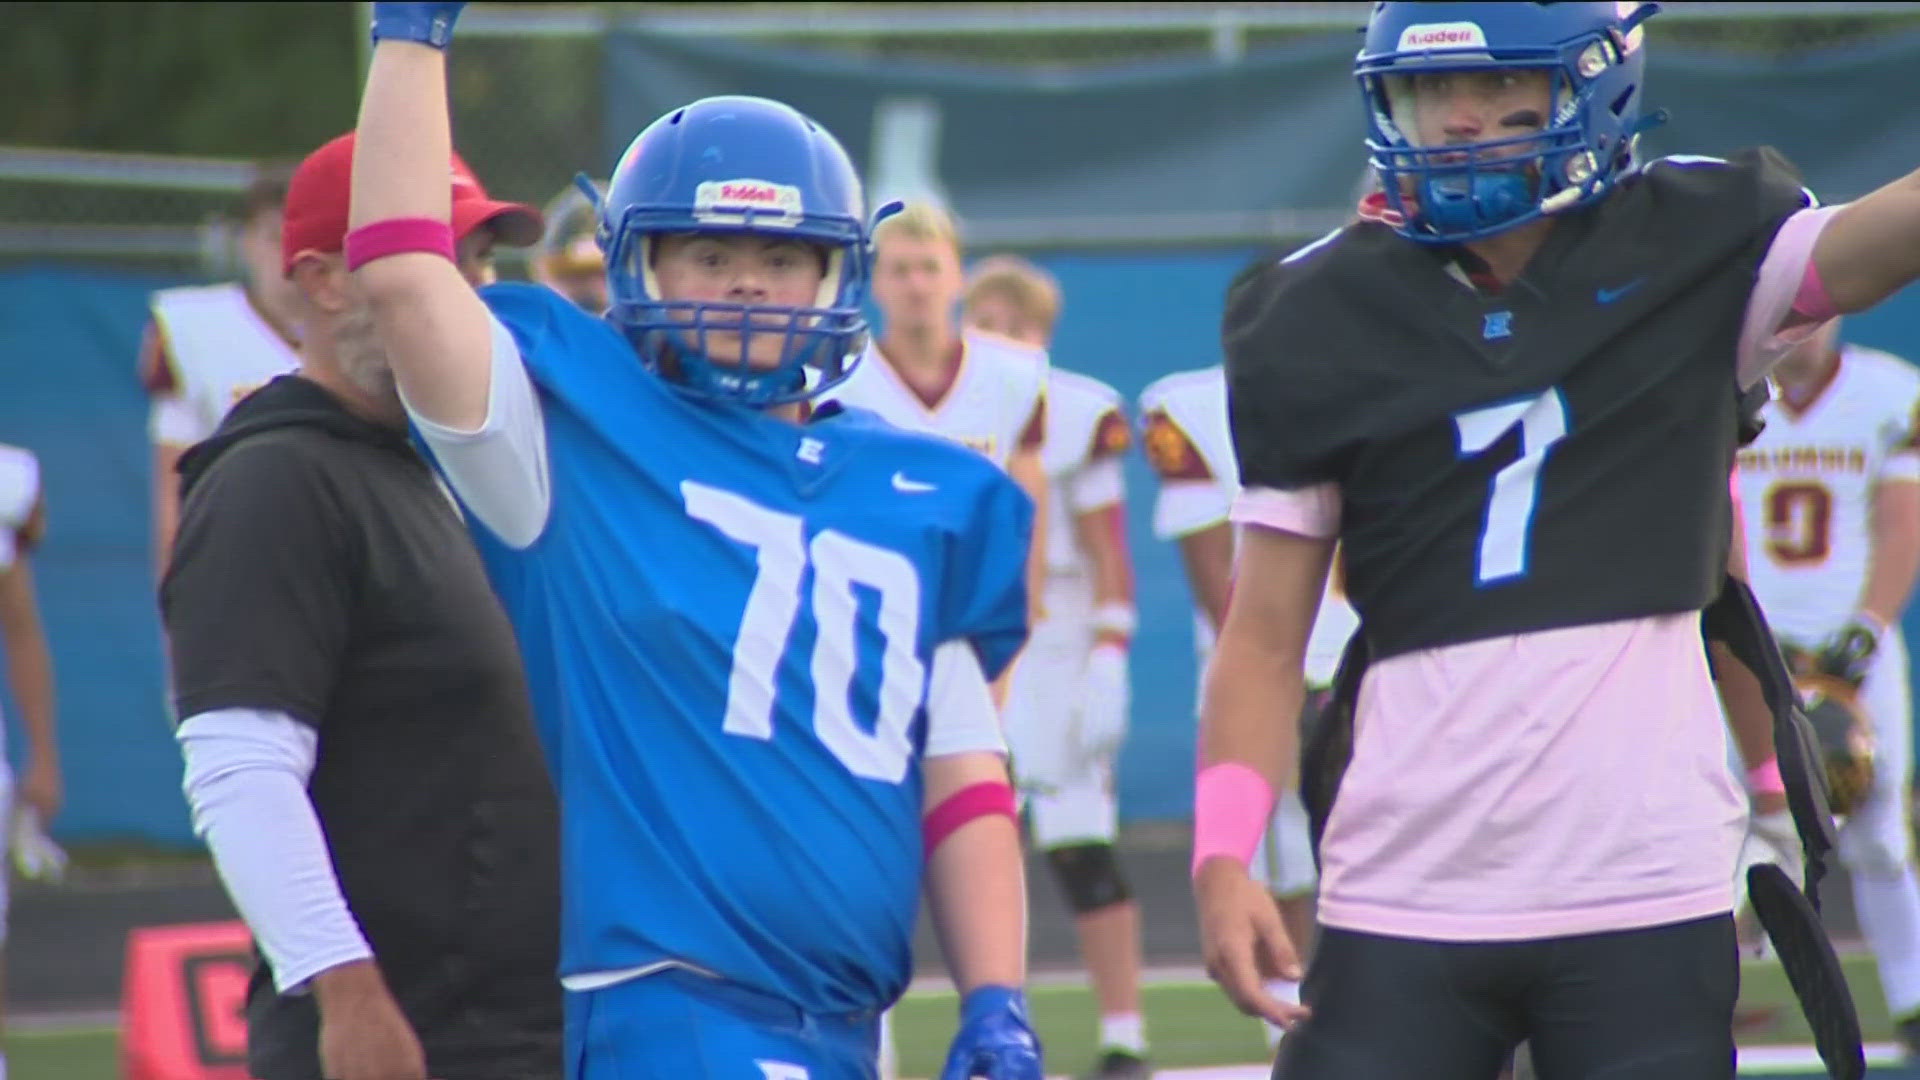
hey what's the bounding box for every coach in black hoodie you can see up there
[160,135,560,1080]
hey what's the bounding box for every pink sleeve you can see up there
[1230,482,1341,540]
[1736,205,1843,389]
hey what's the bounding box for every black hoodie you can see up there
[173,372,416,500]
[163,375,561,1080]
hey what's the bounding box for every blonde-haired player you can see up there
[1138,364,1358,1055]
[965,257,1153,1080]
[0,443,62,1080]
[825,205,1050,1078]
[144,160,529,569]
[1734,321,1920,1055]
[827,202,1049,625]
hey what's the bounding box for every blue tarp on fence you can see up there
[7,252,1920,843]
[14,23,1920,842]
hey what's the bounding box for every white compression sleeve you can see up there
[178,708,374,993]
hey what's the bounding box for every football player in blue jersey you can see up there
[339,5,1045,1079]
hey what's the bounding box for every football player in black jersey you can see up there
[1188,3,1920,1078]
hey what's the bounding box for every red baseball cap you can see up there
[281,132,544,276]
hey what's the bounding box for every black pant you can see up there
[1272,914,1738,1080]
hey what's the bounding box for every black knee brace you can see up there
[1045,841,1132,914]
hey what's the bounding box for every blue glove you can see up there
[370,2,466,49]
[939,986,1043,1080]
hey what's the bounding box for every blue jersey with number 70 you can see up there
[443,284,1033,1016]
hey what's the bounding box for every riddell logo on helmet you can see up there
[721,182,780,203]
[1397,22,1489,51]
[694,178,803,228]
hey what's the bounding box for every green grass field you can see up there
[9,954,1897,1080]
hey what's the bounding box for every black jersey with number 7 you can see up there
[1224,147,1815,661]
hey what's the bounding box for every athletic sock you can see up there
[1099,1011,1147,1054]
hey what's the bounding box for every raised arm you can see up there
[1812,164,1920,317]
[348,4,495,430]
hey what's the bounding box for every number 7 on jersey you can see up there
[1454,388,1568,585]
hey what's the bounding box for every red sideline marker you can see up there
[121,921,253,1080]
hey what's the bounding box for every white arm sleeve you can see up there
[924,640,1007,759]
[405,315,553,549]
[177,708,374,994]
[1152,479,1234,541]
[1065,457,1125,515]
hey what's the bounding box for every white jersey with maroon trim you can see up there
[1033,368,1131,625]
[829,329,1047,471]
[0,442,43,746]
[0,443,41,573]
[143,283,301,448]
[1001,368,1133,848]
[1139,365,1358,687]
[1737,344,1920,646]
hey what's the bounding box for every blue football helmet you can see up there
[591,95,895,407]
[1355,2,1664,244]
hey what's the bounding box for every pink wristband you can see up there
[923,780,1017,860]
[344,217,456,272]
[1191,761,1278,877]
[1748,756,1786,796]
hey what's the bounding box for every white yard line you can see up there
[904,1047,1911,1080]
[909,964,1213,995]
[10,1008,122,1034]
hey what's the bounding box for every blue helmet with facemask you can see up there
[587,95,898,407]
[1355,2,1664,244]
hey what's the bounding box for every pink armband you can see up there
[923,780,1017,859]
[345,217,456,272]
[1748,756,1786,796]
[1789,251,1838,323]
[1191,761,1277,877]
